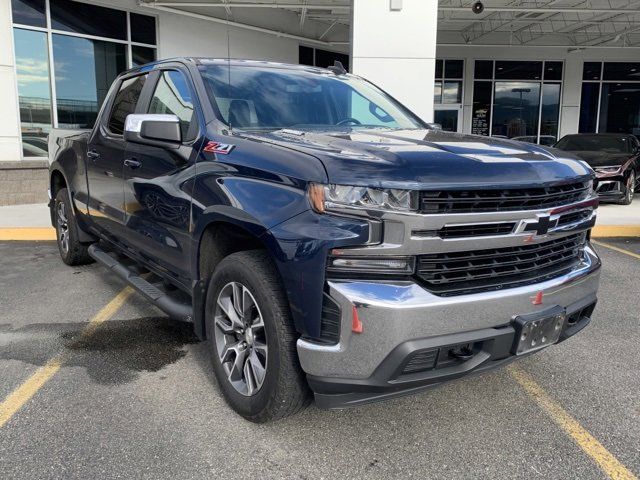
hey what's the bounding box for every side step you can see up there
[88,244,193,322]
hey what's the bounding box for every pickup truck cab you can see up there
[49,58,601,422]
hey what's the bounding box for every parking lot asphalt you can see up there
[0,239,638,480]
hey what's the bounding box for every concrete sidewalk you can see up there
[0,200,638,239]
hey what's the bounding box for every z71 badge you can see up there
[203,141,235,155]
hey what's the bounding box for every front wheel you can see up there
[619,171,636,205]
[204,250,310,422]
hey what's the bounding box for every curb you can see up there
[0,225,639,241]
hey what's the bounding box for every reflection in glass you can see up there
[434,81,442,104]
[14,28,51,157]
[434,110,458,132]
[11,0,46,27]
[492,82,540,139]
[130,13,157,45]
[53,34,126,128]
[599,83,640,135]
[149,71,195,140]
[540,83,561,143]
[50,0,127,40]
[579,83,599,133]
[442,81,462,104]
[132,46,156,67]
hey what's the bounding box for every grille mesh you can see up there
[416,233,586,296]
[419,182,590,214]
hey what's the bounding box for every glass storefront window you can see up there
[132,46,157,67]
[603,63,640,81]
[11,0,46,27]
[579,62,640,135]
[540,83,561,143]
[578,83,599,133]
[583,62,602,81]
[130,13,157,45]
[434,59,464,105]
[474,60,493,80]
[53,34,126,128]
[599,83,640,135]
[14,28,52,157]
[50,0,127,40]
[492,81,541,139]
[495,61,542,80]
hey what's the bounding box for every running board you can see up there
[88,244,193,322]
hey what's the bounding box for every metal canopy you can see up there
[138,1,640,48]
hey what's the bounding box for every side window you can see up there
[148,70,196,141]
[107,74,147,135]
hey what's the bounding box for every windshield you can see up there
[198,64,423,131]
[555,135,631,153]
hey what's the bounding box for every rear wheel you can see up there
[619,171,635,205]
[205,250,309,422]
[54,188,93,266]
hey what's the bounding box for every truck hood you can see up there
[234,129,592,189]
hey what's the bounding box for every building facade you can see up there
[2,0,640,204]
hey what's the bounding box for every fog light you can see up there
[327,256,415,275]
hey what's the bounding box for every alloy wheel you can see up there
[56,201,69,254]
[214,282,268,396]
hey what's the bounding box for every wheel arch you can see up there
[191,209,293,340]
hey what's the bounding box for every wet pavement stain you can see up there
[0,317,200,385]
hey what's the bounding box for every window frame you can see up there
[471,59,564,145]
[10,0,159,159]
[141,67,203,145]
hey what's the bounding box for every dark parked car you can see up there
[48,58,601,421]
[554,133,639,204]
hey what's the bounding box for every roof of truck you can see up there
[128,57,335,75]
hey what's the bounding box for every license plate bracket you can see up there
[513,306,566,355]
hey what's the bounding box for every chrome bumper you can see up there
[297,244,601,379]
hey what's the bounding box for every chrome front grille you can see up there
[416,233,587,296]
[419,181,590,214]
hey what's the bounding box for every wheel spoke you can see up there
[214,315,235,335]
[217,296,243,331]
[247,351,266,387]
[243,358,256,395]
[253,340,268,357]
[232,283,244,320]
[227,347,247,383]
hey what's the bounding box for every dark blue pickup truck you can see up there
[48,58,601,422]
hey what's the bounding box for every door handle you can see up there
[124,158,142,169]
[87,150,100,161]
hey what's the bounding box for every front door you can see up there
[123,68,200,285]
[86,73,148,236]
[434,107,462,133]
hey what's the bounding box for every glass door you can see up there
[434,106,462,132]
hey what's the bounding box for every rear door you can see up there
[122,67,201,285]
[86,73,148,236]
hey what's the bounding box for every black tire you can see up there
[54,188,93,266]
[205,250,310,422]
[619,171,635,205]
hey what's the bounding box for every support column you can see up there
[0,1,22,161]
[351,0,438,123]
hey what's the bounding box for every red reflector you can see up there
[532,291,544,305]
[351,305,363,334]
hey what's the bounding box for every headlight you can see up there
[308,183,417,213]
[594,166,621,175]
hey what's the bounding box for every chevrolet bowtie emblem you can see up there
[532,213,552,235]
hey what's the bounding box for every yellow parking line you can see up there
[0,287,133,428]
[592,240,640,260]
[509,365,637,480]
[0,228,56,241]
[592,225,640,238]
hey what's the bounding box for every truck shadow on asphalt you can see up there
[0,317,199,385]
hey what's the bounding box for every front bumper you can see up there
[297,244,601,408]
[595,178,625,201]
